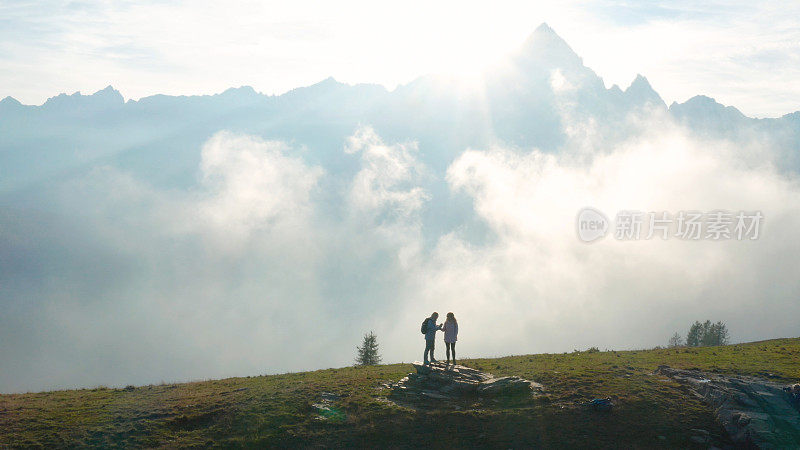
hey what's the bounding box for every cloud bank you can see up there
[2,109,799,392]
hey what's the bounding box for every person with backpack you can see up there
[443,312,458,365]
[421,312,443,365]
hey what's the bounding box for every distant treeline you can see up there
[669,320,729,348]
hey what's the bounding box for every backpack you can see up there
[420,318,429,334]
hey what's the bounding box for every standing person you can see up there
[443,312,458,366]
[423,312,442,365]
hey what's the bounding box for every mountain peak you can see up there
[91,85,124,102]
[1,96,21,106]
[626,74,654,92]
[524,23,573,49]
[318,76,339,86]
[517,23,583,69]
[669,95,746,122]
[216,86,265,106]
[534,22,556,35]
[220,85,259,96]
[781,110,800,121]
[624,74,665,107]
[678,95,732,112]
[683,94,718,106]
[296,77,341,91]
[41,85,124,111]
[0,95,23,113]
[43,91,80,107]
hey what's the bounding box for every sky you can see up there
[1,0,799,117]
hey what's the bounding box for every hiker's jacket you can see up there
[425,318,441,341]
[443,320,458,343]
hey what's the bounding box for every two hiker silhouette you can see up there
[421,312,458,365]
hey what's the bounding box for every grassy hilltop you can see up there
[1,337,799,448]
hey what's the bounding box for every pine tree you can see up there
[355,331,381,366]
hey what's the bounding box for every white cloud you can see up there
[345,127,428,220]
[411,117,800,356]
[0,131,330,392]
[2,119,800,392]
[197,131,323,245]
[344,126,429,267]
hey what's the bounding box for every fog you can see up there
[3,116,798,393]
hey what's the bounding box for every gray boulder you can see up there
[656,365,800,448]
[478,376,540,397]
[388,361,543,407]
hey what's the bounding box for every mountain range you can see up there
[2,23,798,196]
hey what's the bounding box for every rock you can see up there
[732,412,751,427]
[656,365,800,448]
[414,363,432,375]
[421,390,449,400]
[736,393,758,407]
[389,361,542,407]
[477,376,539,397]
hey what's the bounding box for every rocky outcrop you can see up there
[389,362,543,406]
[656,366,800,448]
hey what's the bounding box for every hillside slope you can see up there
[1,337,799,448]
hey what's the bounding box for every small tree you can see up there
[668,332,683,348]
[706,321,729,346]
[355,331,381,366]
[687,321,703,347]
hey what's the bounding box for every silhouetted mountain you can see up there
[41,85,125,114]
[1,23,797,195]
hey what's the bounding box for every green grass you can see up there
[2,337,799,448]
